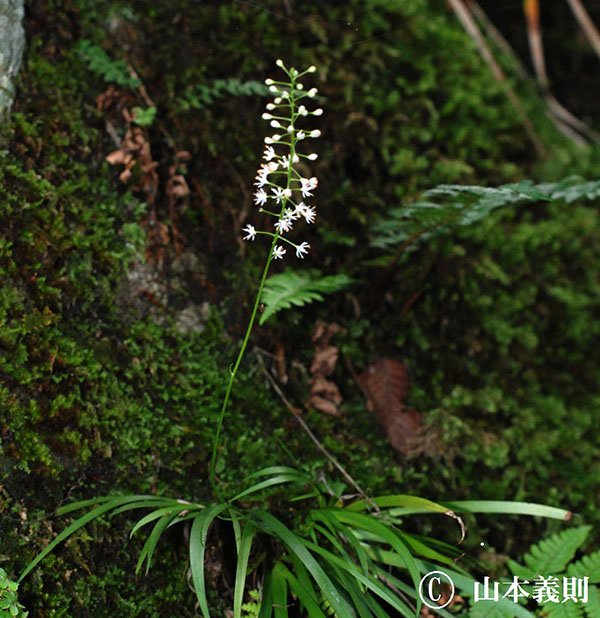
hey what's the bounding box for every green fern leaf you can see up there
[259,271,352,325]
[541,599,584,618]
[568,551,600,583]
[370,178,600,251]
[583,584,600,618]
[522,526,591,575]
[469,601,515,617]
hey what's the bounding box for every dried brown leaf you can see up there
[358,358,421,454]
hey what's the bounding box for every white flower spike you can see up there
[244,61,321,260]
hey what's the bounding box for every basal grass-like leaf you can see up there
[250,510,355,617]
[233,522,255,618]
[189,503,229,618]
[259,270,352,324]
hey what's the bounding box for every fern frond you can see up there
[541,599,585,618]
[583,584,600,618]
[469,601,514,618]
[259,271,352,324]
[521,526,591,575]
[568,551,600,583]
[370,177,600,251]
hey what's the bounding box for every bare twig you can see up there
[565,0,600,60]
[255,350,380,513]
[447,0,546,157]
[524,0,600,143]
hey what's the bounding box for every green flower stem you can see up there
[209,73,298,500]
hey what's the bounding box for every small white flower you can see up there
[287,124,294,133]
[307,153,318,160]
[300,176,318,198]
[313,108,323,116]
[295,242,310,258]
[310,129,321,138]
[254,165,270,187]
[254,188,268,206]
[298,105,308,116]
[242,224,256,241]
[296,130,306,140]
[285,207,301,220]
[272,245,286,259]
[308,88,318,98]
[275,217,294,234]
[271,187,292,204]
[263,146,276,161]
[267,161,279,172]
[303,205,316,224]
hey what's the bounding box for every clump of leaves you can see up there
[0,568,27,618]
[17,467,572,617]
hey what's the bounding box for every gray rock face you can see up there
[0,0,25,116]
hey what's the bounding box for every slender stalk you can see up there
[209,69,299,499]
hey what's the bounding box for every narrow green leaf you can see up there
[189,503,229,618]
[257,569,274,618]
[272,563,289,618]
[251,510,355,618]
[277,562,328,618]
[233,523,256,618]
[20,498,137,582]
[231,474,307,502]
[347,495,450,514]
[136,513,179,574]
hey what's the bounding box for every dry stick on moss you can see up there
[466,0,530,80]
[565,0,600,60]
[446,0,546,157]
[523,0,600,144]
[255,350,380,514]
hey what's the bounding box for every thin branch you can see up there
[255,350,380,514]
[565,0,600,60]
[446,0,546,157]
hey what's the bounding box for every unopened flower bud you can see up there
[270,120,281,128]
[308,88,318,98]
[313,108,323,116]
[307,66,316,73]
[308,153,318,160]
[264,137,273,144]
[265,78,274,85]
[291,68,298,77]
[266,103,276,110]
[276,59,284,67]
[269,85,278,92]
[296,83,303,90]
[287,124,294,132]
[311,129,321,138]
[271,134,281,141]
[262,113,272,120]
[274,97,282,104]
